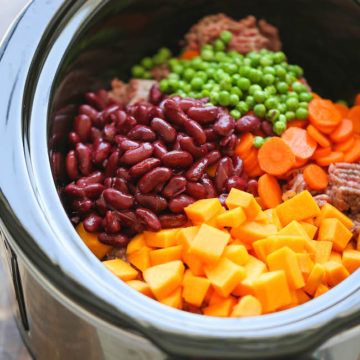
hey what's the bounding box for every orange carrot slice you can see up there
[282,127,317,160]
[329,119,354,143]
[333,137,355,153]
[180,49,200,60]
[312,147,332,159]
[315,151,344,166]
[235,133,254,158]
[343,137,360,163]
[347,106,360,134]
[258,174,282,209]
[293,157,308,168]
[303,164,329,190]
[287,119,308,129]
[307,125,331,148]
[308,99,342,129]
[334,103,349,118]
[355,94,360,106]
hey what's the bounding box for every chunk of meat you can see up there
[150,64,170,81]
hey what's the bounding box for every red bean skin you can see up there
[261,121,275,136]
[185,156,209,182]
[169,195,195,213]
[161,151,193,168]
[138,167,172,193]
[162,176,187,198]
[116,211,145,233]
[83,183,104,199]
[178,98,201,112]
[204,128,219,142]
[215,157,234,193]
[104,177,129,194]
[151,117,177,143]
[79,104,99,121]
[247,179,258,196]
[153,141,168,159]
[103,188,134,210]
[159,214,187,228]
[187,106,218,124]
[235,115,261,133]
[149,84,163,105]
[98,233,129,247]
[206,150,221,165]
[119,139,140,151]
[136,208,161,231]
[163,99,188,126]
[128,125,156,141]
[200,176,217,198]
[72,199,93,215]
[105,150,120,177]
[66,150,79,180]
[116,167,131,181]
[135,194,168,213]
[83,213,103,233]
[85,92,107,110]
[90,127,102,142]
[92,140,111,164]
[179,136,207,159]
[232,157,244,177]
[214,114,235,136]
[68,131,81,147]
[103,211,122,234]
[183,119,206,145]
[133,104,153,125]
[129,158,161,177]
[76,143,92,176]
[226,176,247,192]
[186,182,207,199]
[120,143,153,165]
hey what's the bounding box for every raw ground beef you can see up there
[183,14,281,53]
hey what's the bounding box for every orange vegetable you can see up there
[225,188,261,219]
[216,207,247,228]
[127,247,151,271]
[180,49,200,60]
[246,162,265,177]
[306,125,331,148]
[311,240,333,263]
[150,245,183,266]
[334,103,349,118]
[231,221,277,244]
[303,164,329,191]
[126,280,153,298]
[203,297,236,317]
[293,156,308,168]
[303,264,325,296]
[342,249,360,273]
[287,119,308,129]
[235,133,254,157]
[314,284,329,297]
[231,295,262,317]
[182,274,210,307]
[185,198,224,224]
[144,229,179,248]
[308,98,342,129]
[347,105,360,134]
[355,94,360,106]
[323,261,349,287]
[258,137,296,176]
[329,119,354,143]
[258,174,282,209]
[127,234,146,254]
[329,251,342,263]
[315,151,344,166]
[160,288,183,309]
[318,218,352,252]
[282,127,317,160]
[103,259,138,281]
[223,244,250,266]
[315,203,354,229]
[312,146,332,159]
[343,136,360,162]
[333,137,355,153]
[299,221,318,239]
[296,253,314,280]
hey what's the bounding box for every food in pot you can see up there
[57,13,360,316]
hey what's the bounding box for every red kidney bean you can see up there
[136,208,161,231]
[247,179,258,196]
[215,157,234,193]
[101,104,121,121]
[92,140,111,164]
[112,110,127,129]
[135,193,168,213]
[200,175,217,198]
[220,134,237,156]
[153,140,168,159]
[116,211,144,233]
[83,213,103,233]
[178,98,201,112]
[103,123,116,142]
[90,127,102,142]
[186,182,207,199]
[114,134,127,145]
[83,183,104,199]
[98,233,129,247]
[163,99,188,126]
[151,117,176,143]
[104,177,129,194]
[235,115,261,133]
[159,214,187,228]
[95,197,107,216]
[118,139,138,152]
[214,114,235,136]
[204,128,219,142]
[64,183,84,198]
[66,150,79,180]
[133,104,153,125]
[206,150,221,165]
[79,104,99,121]
[169,195,195,213]
[127,125,156,141]
[261,121,275,136]
[104,150,120,177]
[161,151,193,168]
[232,157,244,177]
[153,106,165,119]
[185,156,209,182]
[138,167,172,193]
[218,193,228,206]
[51,151,65,180]
[103,188,134,210]
[76,143,92,175]
[149,84,163,105]
[72,199,93,214]
[120,142,153,165]
[68,132,81,147]
[129,157,161,177]
[103,211,122,234]
[183,119,206,145]
[116,167,131,181]
[187,106,218,124]
[162,176,187,198]
[205,142,216,152]
[226,176,247,192]
[74,114,92,142]
[179,136,207,159]
[85,92,107,110]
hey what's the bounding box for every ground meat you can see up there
[109,79,157,105]
[183,14,281,53]
[282,170,307,201]
[150,64,170,81]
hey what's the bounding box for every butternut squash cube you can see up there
[253,270,292,313]
[276,190,320,226]
[150,245,183,266]
[183,274,211,307]
[223,244,250,266]
[342,249,360,273]
[318,218,352,252]
[323,261,349,287]
[205,258,246,297]
[295,289,311,304]
[103,259,138,281]
[329,251,342,263]
[303,264,325,296]
[299,222,318,239]
[127,247,151,271]
[160,287,182,309]
[266,247,305,289]
[231,295,262,317]
[312,240,333,263]
[264,208,282,230]
[314,284,329,298]
[278,220,311,240]
[189,224,230,264]
[231,221,277,244]
[126,280,153,298]
[216,207,247,228]
[203,297,236,317]
[296,253,314,280]
[127,233,146,254]
[184,198,224,224]
[253,239,273,262]
[225,188,261,219]
[183,252,205,276]
[176,226,200,252]
[143,260,185,300]
[144,229,179,248]
[315,203,354,230]
[268,235,306,254]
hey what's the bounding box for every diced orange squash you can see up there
[231,295,262,317]
[232,256,267,296]
[329,251,342,263]
[314,284,329,298]
[203,286,215,305]
[183,274,211,307]
[225,188,262,219]
[76,222,112,259]
[203,297,236,317]
[127,247,151,271]
[205,207,226,227]
[268,235,306,254]
[144,229,180,248]
[266,247,305,289]
[185,198,224,224]
[278,220,311,241]
[254,210,270,224]
[303,264,325,296]
[342,249,360,273]
[345,242,355,251]
[127,233,146,254]
[231,221,277,244]
[264,208,282,230]
[312,240,333,263]
[216,207,247,228]
[149,245,183,266]
[253,239,273,262]
[189,224,230,264]
[315,203,354,230]
[231,238,252,250]
[279,290,299,310]
[205,258,246,297]
[176,226,200,251]
[160,287,182,309]
[295,289,311,304]
[296,253,314,280]
[208,290,227,305]
[253,270,292,313]
[276,191,320,226]
[358,233,360,251]
[126,280,153,298]
[318,218,352,252]
[183,252,205,276]
[103,259,138,281]
[300,222,318,239]
[303,217,315,225]
[223,244,249,266]
[323,261,350,287]
[143,260,185,300]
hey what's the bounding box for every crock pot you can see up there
[0,0,360,359]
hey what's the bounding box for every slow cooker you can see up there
[0,0,360,359]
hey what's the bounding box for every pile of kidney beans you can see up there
[62,86,261,247]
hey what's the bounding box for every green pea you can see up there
[264,85,277,96]
[236,101,249,115]
[201,49,214,61]
[278,114,287,123]
[337,99,348,106]
[239,65,251,77]
[159,79,169,92]
[183,83,191,93]
[231,87,243,97]
[265,97,278,109]
[237,77,251,91]
[287,92,299,98]
[254,90,266,103]
[299,92,313,102]
[286,97,299,110]
[214,69,225,82]
[223,63,238,74]
[210,91,220,104]
[218,91,231,106]
[266,109,280,123]
[249,84,262,95]
[228,50,240,59]
[249,69,262,83]
[277,103,287,114]
[232,74,241,83]
[245,96,255,108]
[220,79,232,91]
[253,136,265,148]
[168,78,179,90]
[191,77,204,90]
[196,71,208,81]
[153,53,165,65]
[141,57,154,69]
[206,68,216,79]
[286,74,297,85]
[299,101,309,109]
[229,93,240,106]
[215,51,227,62]
[292,65,304,77]
[158,47,171,59]
[143,71,152,79]
[296,108,309,119]
[263,73,275,85]
[273,51,286,64]
[168,73,179,80]
[254,104,266,118]
[277,81,289,94]
[220,30,233,43]
[201,89,211,97]
[214,39,225,51]
[285,111,296,121]
[260,56,273,67]
[273,121,286,135]
[172,64,183,75]
[248,52,261,67]
[263,66,276,75]
[230,109,241,119]
[292,81,307,93]
[203,83,213,91]
[243,58,251,66]
[275,65,286,79]
[131,65,145,78]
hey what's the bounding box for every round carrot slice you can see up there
[315,151,344,167]
[348,105,360,134]
[329,119,353,143]
[312,147,332,160]
[258,137,295,176]
[334,103,349,118]
[308,98,342,128]
[306,125,331,148]
[258,174,282,208]
[343,137,360,163]
[333,137,355,153]
[281,127,317,160]
[235,133,254,157]
[303,164,329,190]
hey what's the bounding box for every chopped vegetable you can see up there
[281,127,317,160]
[306,124,331,148]
[303,164,329,190]
[308,98,342,130]
[329,119,354,143]
[258,174,282,209]
[315,151,344,166]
